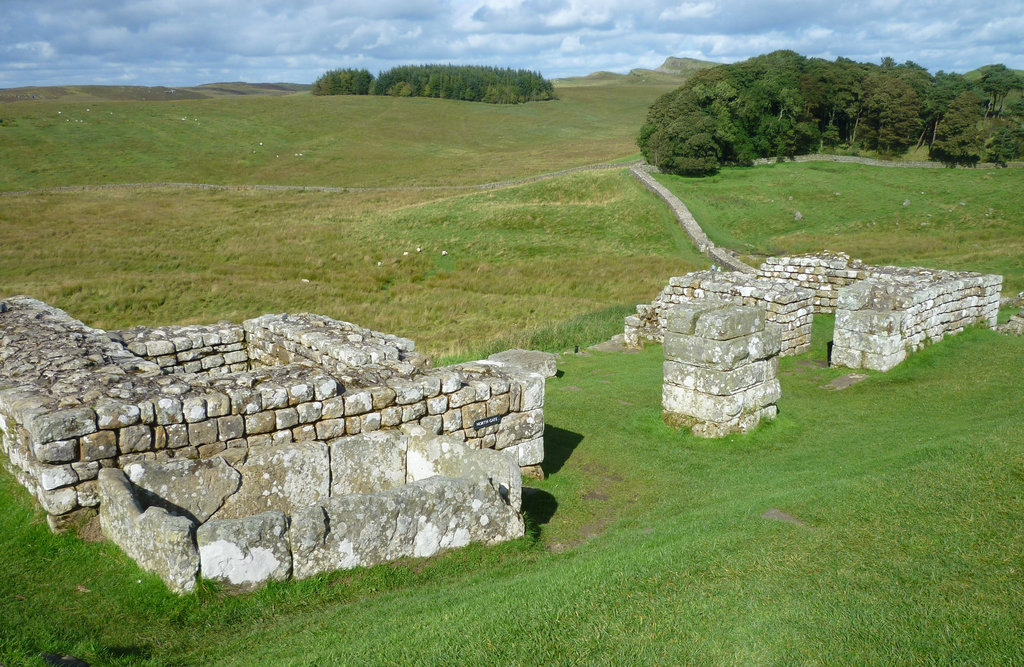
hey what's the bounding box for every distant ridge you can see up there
[0,82,310,103]
[554,56,719,87]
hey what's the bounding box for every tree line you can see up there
[312,65,556,104]
[638,51,1024,175]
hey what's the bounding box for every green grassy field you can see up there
[657,162,1024,293]
[2,82,1024,665]
[0,84,669,192]
[0,169,702,359]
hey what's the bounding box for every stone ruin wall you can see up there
[0,297,545,533]
[757,253,870,313]
[756,253,1002,371]
[831,270,1003,371]
[624,270,815,356]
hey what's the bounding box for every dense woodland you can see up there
[312,65,556,104]
[638,51,1024,174]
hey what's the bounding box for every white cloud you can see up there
[0,0,1021,88]
[658,2,718,22]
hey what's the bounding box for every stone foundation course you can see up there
[0,296,546,533]
[99,429,524,593]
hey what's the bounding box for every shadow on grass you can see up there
[541,424,583,477]
[521,488,557,540]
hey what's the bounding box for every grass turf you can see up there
[655,162,1024,293]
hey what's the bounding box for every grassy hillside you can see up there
[0,169,703,359]
[0,82,310,103]
[656,162,1024,293]
[0,85,665,191]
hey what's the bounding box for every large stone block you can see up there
[405,429,522,510]
[214,442,329,519]
[290,476,523,580]
[663,358,777,396]
[124,457,241,523]
[98,468,199,594]
[330,431,407,496]
[197,511,291,592]
[486,349,559,378]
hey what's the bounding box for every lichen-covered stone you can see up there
[330,431,407,496]
[214,442,329,519]
[290,476,524,580]
[124,457,241,523]
[486,349,559,378]
[662,302,781,437]
[197,511,291,592]
[98,468,199,594]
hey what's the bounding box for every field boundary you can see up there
[0,161,642,197]
[629,164,754,272]
[752,154,1024,169]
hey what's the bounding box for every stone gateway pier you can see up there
[662,301,781,437]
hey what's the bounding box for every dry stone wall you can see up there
[113,323,249,375]
[625,270,814,356]
[0,297,545,532]
[756,253,1002,371]
[831,270,1002,371]
[662,301,781,437]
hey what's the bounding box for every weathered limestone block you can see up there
[487,349,559,378]
[214,442,330,519]
[330,431,408,496]
[662,301,781,437]
[124,457,241,523]
[405,428,522,511]
[98,468,199,594]
[290,476,524,580]
[197,511,291,592]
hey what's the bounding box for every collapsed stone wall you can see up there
[831,270,1003,371]
[99,429,524,593]
[662,301,781,437]
[0,297,545,532]
[624,270,815,356]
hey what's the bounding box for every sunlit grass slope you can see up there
[656,162,1024,293]
[0,169,703,358]
[0,85,666,191]
[2,318,1022,664]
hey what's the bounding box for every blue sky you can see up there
[2,0,1022,88]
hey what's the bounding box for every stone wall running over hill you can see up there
[624,270,815,356]
[0,297,546,532]
[629,165,754,273]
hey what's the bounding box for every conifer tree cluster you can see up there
[312,64,556,104]
[638,51,1024,174]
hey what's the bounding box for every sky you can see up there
[2,0,1023,89]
